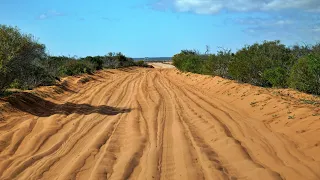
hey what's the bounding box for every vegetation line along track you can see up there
[0,67,319,180]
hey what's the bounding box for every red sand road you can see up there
[0,66,319,180]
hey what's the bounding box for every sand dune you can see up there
[0,67,319,180]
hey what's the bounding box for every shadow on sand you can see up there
[6,92,131,117]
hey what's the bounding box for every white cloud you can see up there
[48,10,64,16]
[175,0,223,14]
[232,17,294,27]
[312,25,320,32]
[38,10,65,20]
[149,0,320,43]
[234,15,320,43]
[39,14,47,19]
[164,0,320,14]
[274,20,293,25]
[313,28,320,32]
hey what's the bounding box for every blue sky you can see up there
[1,0,320,57]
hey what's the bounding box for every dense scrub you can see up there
[0,25,148,94]
[289,54,320,94]
[173,40,320,95]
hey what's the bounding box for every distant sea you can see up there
[133,57,172,62]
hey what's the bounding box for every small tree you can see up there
[0,25,49,93]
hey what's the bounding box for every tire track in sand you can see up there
[0,68,319,180]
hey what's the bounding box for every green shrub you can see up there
[311,43,320,55]
[9,79,21,89]
[83,56,104,70]
[172,41,320,95]
[262,67,287,87]
[59,60,94,76]
[0,24,142,94]
[114,52,135,67]
[0,25,48,93]
[289,54,320,95]
[181,55,201,73]
[19,64,55,89]
[135,60,149,67]
[172,50,210,74]
[209,49,233,78]
[229,40,294,87]
[290,44,312,59]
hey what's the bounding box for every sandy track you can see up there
[147,62,175,69]
[0,67,319,180]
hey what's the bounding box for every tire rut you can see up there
[1,68,319,180]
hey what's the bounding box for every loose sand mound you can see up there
[148,62,175,69]
[0,67,319,180]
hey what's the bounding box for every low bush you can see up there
[262,67,287,87]
[83,56,104,70]
[173,50,210,74]
[289,54,320,95]
[229,40,294,87]
[135,60,149,67]
[59,60,94,76]
[173,40,320,95]
[208,49,233,78]
[0,24,138,95]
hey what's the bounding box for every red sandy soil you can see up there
[0,66,319,180]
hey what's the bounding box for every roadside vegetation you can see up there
[173,40,320,95]
[0,25,149,95]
